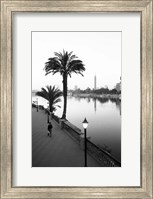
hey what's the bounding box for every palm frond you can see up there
[36,85,62,112]
[44,51,85,78]
[53,98,62,104]
[56,105,61,108]
[36,92,48,101]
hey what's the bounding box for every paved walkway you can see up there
[32,108,100,167]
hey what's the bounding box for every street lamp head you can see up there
[82,118,88,129]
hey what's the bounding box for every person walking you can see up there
[47,122,53,137]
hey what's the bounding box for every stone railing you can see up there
[33,107,121,166]
[62,121,81,143]
[87,139,121,167]
[62,120,121,167]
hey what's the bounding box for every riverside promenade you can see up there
[32,108,100,167]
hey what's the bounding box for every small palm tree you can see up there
[36,85,63,113]
[44,50,85,119]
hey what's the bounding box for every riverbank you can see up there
[72,93,121,99]
[32,95,121,162]
[32,107,121,167]
[32,108,101,167]
[52,113,121,167]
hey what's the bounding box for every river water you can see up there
[32,94,121,162]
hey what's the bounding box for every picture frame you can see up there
[0,0,152,198]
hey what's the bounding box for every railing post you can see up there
[59,119,65,129]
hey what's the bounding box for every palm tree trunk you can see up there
[62,73,67,119]
[49,101,52,112]
[49,100,54,120]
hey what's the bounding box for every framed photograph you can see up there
[0,0,152,198]
[32,31,122,168]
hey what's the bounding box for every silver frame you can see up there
[0,1,152,198]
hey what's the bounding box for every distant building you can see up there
[116,83,121,92]
[74,85,78,90]
[116,76,121,93]
[94,75,97,90]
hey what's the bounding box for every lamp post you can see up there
[82,118,88,167]
[37,98,38,112]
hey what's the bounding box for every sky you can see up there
[32,31,121,91]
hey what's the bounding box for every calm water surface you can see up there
[32,95,121,162]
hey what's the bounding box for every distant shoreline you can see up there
[70,93,121,100]
[32,90,121,100]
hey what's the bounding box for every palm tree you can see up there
[44,50,85,119]
[35,85,63,113]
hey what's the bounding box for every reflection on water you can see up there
[32,94,121,162]
[59,96,121,162]
[93,97,121,115]
[94,99,97,112]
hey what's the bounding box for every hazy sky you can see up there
[32,31,121,91]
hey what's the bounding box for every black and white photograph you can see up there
[32,31,121,167]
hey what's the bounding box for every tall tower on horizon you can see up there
[94,75,97,90]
